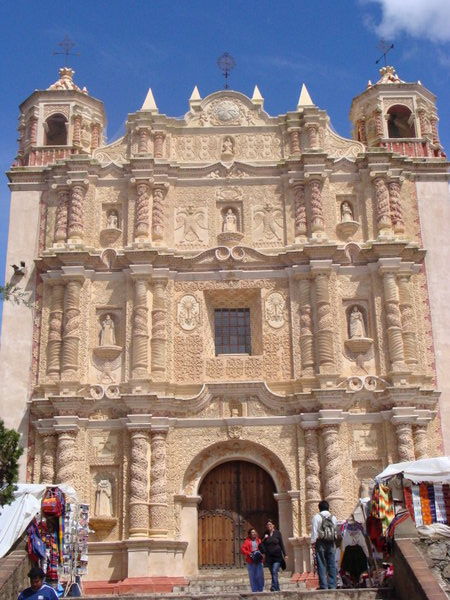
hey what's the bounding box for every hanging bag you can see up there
[42,488,63,517]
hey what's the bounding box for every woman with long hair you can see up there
[240,528,264,592]
[260,519,287,592]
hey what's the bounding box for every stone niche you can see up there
[89,468,118,541]
[100,204,122,246]
[92,308,123,383]
[344,303,373,355]
[336,195,359,240]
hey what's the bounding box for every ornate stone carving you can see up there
[308,179,325,235]
[149,430,168,537]
[292,182,307,241]
[91,123,101,150]
[99,314,116,347]
[138,128,150,153]
[413,425,429,460]
[398,275,418,365]
[174,206,207,245]
[288,128,301,155]
[222,208,238,233]
[265,292,286,329]
[253,203,283,243]
[394,422,415,462]
[298,278,314,375]
[54,188,69,243]
[321,425,344,517]
[61,280,82,377]
[94,479,113,517]
[151,280,168,375]
[134,181,150,240]
[46,284,65,378]
[131,279,149,378]
[67,184,86,241]
[40,434,56,484]
[129,429,149,537]
[382,272,405,369]
[303,426,321,530]
[306,123,320,149]
[73,114,82,146]
[349,306,366,338]
[56,430,77,485]
[314,273,335,370]
[221,135,235,158]
[388,181,404,235]
[106,210,119,230]
[153,131,165,158]
[152,186,166,242]
[373,177,392,236]
[341,201,354,223]
[177,295,200,331]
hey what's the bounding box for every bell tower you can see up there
[350,65,444,158]
[15,67,106,167]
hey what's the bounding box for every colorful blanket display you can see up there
[370,484,395,534]
[407,483,450,526]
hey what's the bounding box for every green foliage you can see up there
[0,283,33,307]
[0,420,23,506]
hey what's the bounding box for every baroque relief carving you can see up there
[253,203,283,243]
[177,295,200,331]
[175,206,207,245]
[265,292,286,329]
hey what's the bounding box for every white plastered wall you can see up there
[0,190,41,478]
[416,180,450,454]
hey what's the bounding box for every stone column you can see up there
[381,268,406,371]
[61,279,82,378]
[417,109,431,137]
[302,424,321,532]
[138,127,150,153]
[73,114,82,146]
[430,115,439,145]
[153,131,165,158]
[320,424,344,517]
[397,274,418,366]
[55,428,78,485]
[393,420,415,462]
[298,277,314,375]
[274,492,293,569]
[40,433,57,484]
[151,279,168,376]
[373,177,392,237]
[388,180,405,235]
[306,123,320,150]
[53,187,69,244]
[374,109,384,138]
[46,283,65,379]
[313,269,335,372]
[152,185,167,242]
[356,119,367,144]
[134,180,151,241]
[292,182,307,242]
[413,424,429,460]
[149,428,169,537]
[29,116,38,144]
[91,122,101,150]
[131,279,149,379]
[308,178,325,236]
[288,128,301,155]
[128,426,150,537]
[67,183,86,242]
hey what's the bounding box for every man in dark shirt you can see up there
[17,566,58,600]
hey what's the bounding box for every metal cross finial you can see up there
[53,36,80,64]
[375,40,394,66]
[217,52,236,89]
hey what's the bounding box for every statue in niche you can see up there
[349,306,366,339]
[94,479,113,517]
[106,210,119,229]
[100,314,116,346]
[340,201,354,223]
[223,208,238,232]
[221,136,235,155]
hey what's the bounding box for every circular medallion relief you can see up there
[177,294,200,331]
[215,100,240,123]
[265,292,286,329]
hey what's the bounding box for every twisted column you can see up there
[388,180,404,235]
[67,184,86,241]
[153,131,165,158]
[374,109,383,137]
[413,425,429,460]
[138,128,150,153]
[394,422,415,462]
[151,279,168,375]
[56,430,78,485]
[29,116,38,144]
[91,123,101,150]
[131,279,149,378]
[40,434,57,484]
[303,425,321,531]
[306,123,320,149]
[149,429,169,537]
[382,271,405,370]
[430,116,439,145]
[417,109,431,137]
[46,283,65,379]
[54,187,69,244]
[61,280,82,378]
[152,185,166,242]
[288,128,301,155]
[292,182,307,241]
[308,179,324,234]
[397,275,418,366]
[373,177,392,236]
[314,272,335,371]
[134,181,150,240]
[73,115,82,146]
[356,119,367,144]
[298,277,314,375]
[321,425,344,517]
[129,429,150,537]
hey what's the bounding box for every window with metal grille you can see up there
[214,308,251,355]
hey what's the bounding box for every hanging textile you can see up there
[433,484,447,524]
[427,485,437,523]
[443,484,450,523]
[411,484,423,526]
[419,482,432,525]
[403,486,414,520]
[378,484,395,533]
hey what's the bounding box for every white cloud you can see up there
[370,0,450,43]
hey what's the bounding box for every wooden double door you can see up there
[198,460,278,568]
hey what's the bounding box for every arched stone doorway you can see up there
[198,460,277,568]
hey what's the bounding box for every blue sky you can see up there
[0,0,449,312]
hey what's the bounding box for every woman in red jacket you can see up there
[241,528,264,592]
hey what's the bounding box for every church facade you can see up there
[1,66,449,582]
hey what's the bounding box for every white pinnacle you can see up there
[297,83,314,108]
[141,88,158,112]
[190,85,201,101]
[252,85,264,104]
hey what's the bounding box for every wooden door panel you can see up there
[198,512,234,567]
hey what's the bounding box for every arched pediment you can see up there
[185,91,272,127]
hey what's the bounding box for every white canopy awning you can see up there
[375,456,450,483]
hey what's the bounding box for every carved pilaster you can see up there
[151,279,168,375]
[308,179,324,235]
[129,429,150,537]
[373,177,392,236]
[314,272,335,371]
[40,434,57,484]
[394,422,415,462]
[374,109,383,137]
[138,128,150,153]
[54,187,69,244]
[388,180,404,235]
[67,183,86,241]
[46,283,65,379]
[149,429,169,537]
[61,280,82,378]
[152,185,166,242]
[73,114,82,146]
[292,182,307,241]
[430,116,439,145]
[382,271,406,370]
[56,430,78,485]
[306,123,320,149]
[91,123,101,150]
[288,128,301,155]
[153,131,165,158]
[417,109,431,137]
[413,425,429,460]
[134,180,150,241]
[29,116,38,144]
[357,119,367,144]
[298,277,314,375]
[131,279,149,378]
[320,425,344,517]
[303,425,321,531]
[397,275,418,366]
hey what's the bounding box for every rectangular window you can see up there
[214,308,251,355]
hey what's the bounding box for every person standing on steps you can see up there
[311,500,338,590]
[17,566,58,599]
[260,519,287,592]
[241,528,265,592]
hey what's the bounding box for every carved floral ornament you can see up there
[265,292,286,329]
[177,294,201,331]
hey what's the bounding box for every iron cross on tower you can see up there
[53,36,80,65]
[217,52,236,89]
[375,40,394,66]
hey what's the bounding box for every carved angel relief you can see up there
[265,292,286,329]
[177,295,201,331]
[253,203,283,243]
[175,206,208,245]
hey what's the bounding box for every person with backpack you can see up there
[311,500,338,589]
